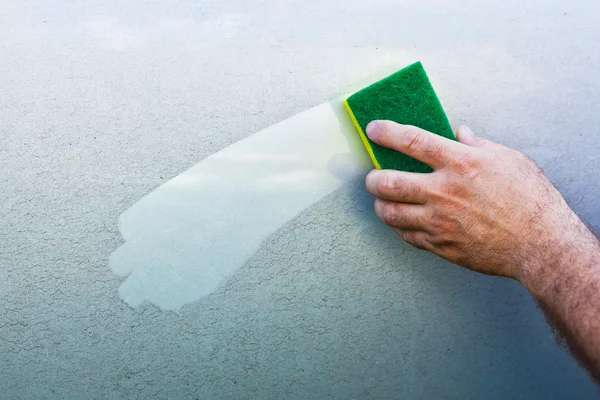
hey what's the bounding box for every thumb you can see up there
[456,125,489,147]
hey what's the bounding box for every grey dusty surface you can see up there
[1,0,600,398]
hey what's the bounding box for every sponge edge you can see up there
[345,62,456,173]
[344,100,382,169]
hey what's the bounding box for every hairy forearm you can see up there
[521,218,600,381]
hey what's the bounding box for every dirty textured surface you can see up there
[1,0,600,398]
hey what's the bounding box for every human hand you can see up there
[364,121,595,291]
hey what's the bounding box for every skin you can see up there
[364,120,600,381]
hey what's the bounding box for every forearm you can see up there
[521,219,600,381]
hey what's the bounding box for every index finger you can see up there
[366,120,470,170]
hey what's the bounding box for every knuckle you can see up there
[441,247,464,264]
[452,151,479,174]
[474,137,491,147]
[404,181,421,199]
[438,181,461,198]
[401,128,424,152]
[374,199,389,222]
[400,231,413,243]
[381,205,396,225]
[376,173,392,193]
[424,142,446,160]
[401,231,426,249]
[429,216,448,234]
[377,172,421,199]
[378,203,404,227]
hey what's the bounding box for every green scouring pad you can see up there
[344,62,456,173]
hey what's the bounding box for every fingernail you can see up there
[366,121,379,140]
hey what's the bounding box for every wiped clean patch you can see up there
[109,99,371,310]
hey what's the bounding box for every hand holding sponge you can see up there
[344,62,456,173]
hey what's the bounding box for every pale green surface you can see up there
[1,0,600,398]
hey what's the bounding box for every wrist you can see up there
[517,218,600,299]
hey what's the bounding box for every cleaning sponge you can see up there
[344,62,455,173]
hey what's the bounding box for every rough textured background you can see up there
[1,0,600,398]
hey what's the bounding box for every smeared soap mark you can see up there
[109,99,371,310]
